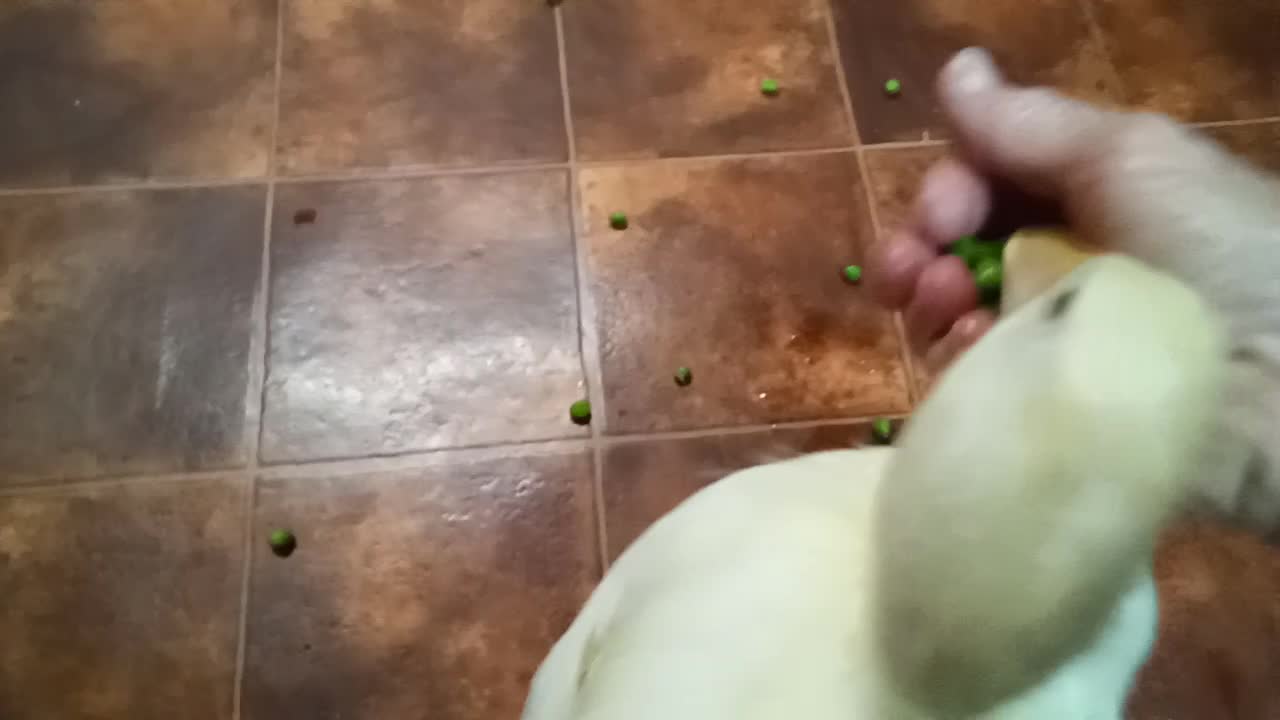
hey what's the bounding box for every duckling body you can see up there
[525,449,1156,720]
[526,248,1226,720]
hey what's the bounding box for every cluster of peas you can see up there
[948,235,1006,306]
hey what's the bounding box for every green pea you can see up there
[948,235,981,264]
[974,257,1003,290]
[609,212,628,231]
[842,265,863,284]
[570,399,592,425]
[760,78,780,96]
[883,78,902,96]
[674,367,693,387]
[268,529,296,557]
[871,418,894,444]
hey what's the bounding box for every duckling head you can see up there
[872,235,1227,716]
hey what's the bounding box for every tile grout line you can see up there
[577,144,857,169]
[232,0,287,716]
[820,0,923,404]
[0,176,268,197]
[599,413,910,446]
[1075,0,1131,104]
[554,4,609,576]
[860,138,950,151]
[0,414,911,497]
[1191,116,1280,129]
[2,118,1279,199]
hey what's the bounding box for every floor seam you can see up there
[3,119,1279,199]
[554,4,609,577]
[231,0,286,715]
[820,0,923,404]
[0,415,918,495]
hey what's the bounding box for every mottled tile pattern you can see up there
[1,0,1278,715]
[833,0,1123,143]
[1093,0,1280,123]
[243,451,597,719]
[579,153,909,434]
[1127,519,1280,719]
[0,477,246,720]
[0,187,265,482]
[261,171,583,463]
[1201,122,1280,176]
[562,0,850,159]
[0,0,276,188]
[277,0,566,174]
[862,145,951,389]
[862,144,950,235]
[602,422,889,561]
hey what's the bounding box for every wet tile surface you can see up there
[0,477,247,720]
[832,0,1123,143]
[1093,0,1280,123]
[1127,519,1280,719]
[261,171,583,463]
[562,0,850,159]
[0,0,276,188]
[242,450,597,720]
[277,0,566,174]
[1200,123,1280,176]
[601,422,888,561]
[579,153,910,435]
[0,187,265,482]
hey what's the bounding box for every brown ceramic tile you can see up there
[1200,122,1280,176]
[276,0,566,175]
[0,0,275,188]
[862,145,952,389]
[562,0,850,160]
[0,477,246,719]
[1127,519,1280,719]
[580,153,909,434]
[242,450,597,719]
[602,422,890,561]
[1093,0,1280,123]
[262,171,583,463]
[863,144,950,235]
[833,0,1123,143]
[0,187,265,483]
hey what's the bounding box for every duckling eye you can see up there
[1047,288,1078,320]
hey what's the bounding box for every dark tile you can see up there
[0,0,276,188]
[562,0,850,160]
[0,187,265,482]
[833,0,1122,143]
[580,153,909,434]
[243,450,597,720]
[1200,122,1280,176]
[1127,520,1280,719]
[602,422,888,561]
[262,171,583,463]
[277,0,566,175]
[1093,0,1280,123]
[0,477,247,720]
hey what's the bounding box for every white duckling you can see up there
[523,233,1227,720]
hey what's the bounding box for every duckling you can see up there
[524,233,1227,720]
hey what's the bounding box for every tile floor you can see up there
[1,1,1279,718]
